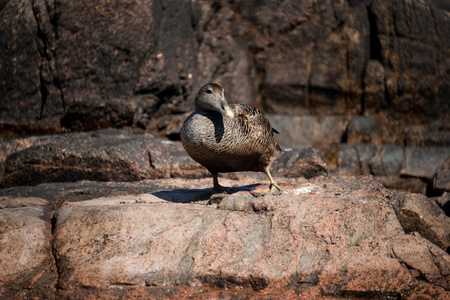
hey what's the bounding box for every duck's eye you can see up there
[206,88,213,94]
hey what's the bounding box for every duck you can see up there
[180,82,282,196]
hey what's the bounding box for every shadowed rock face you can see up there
[0,0,449,134]
[1,176,449,299]
[0,130,210,188]
[1,0,449,196]
[0,129,326,188]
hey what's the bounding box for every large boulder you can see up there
[1,176,450,298]
[336,142,450,195]
[0,197,57,299]
[433,158,450,195]
[0,130,208,187]
[396,192,450,252]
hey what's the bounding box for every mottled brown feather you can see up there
[181,94,281,174]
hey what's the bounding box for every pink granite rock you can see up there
[1,177,449,298]
[0,197,57,299]
[49,176,449,298]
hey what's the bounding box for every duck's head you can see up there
[195,83,234,118]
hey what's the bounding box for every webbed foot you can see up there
[212,184,227,195]
[251,167,282,197]
[250,183,282,197]
[191,186,228,203]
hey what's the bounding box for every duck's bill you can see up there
[223,105,234,118]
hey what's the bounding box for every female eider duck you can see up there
[180,83,282,196]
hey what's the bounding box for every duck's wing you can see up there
[231,104,282,151]
[232,104,272,133]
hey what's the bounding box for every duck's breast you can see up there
[180,109,276,172]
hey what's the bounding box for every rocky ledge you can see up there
[1,174,449,299]
[0,129,326,188]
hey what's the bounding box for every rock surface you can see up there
[1,0,449,134]
[396,192,450,253]
[0,129,326,188]
[1,125,448,196]
[336,142,450,195]
[0,0,449,197]
[265,114,450,196]
[1,0,450,298]
[0,197,57,299]
[1,176,449,299]
[0,129,206,188]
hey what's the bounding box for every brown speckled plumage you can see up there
[180,83,282,195]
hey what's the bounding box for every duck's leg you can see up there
[212,172,227,194]
[204,172,229,205]
[191,172,227,203]
[265,167,282,193]
[251,166,282,196]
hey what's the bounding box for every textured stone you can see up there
[271,147,327,179]
[315,116,346,145]
[57,285,302,299]
[0,130,208,188]
[336,143,378,176]
[354,143,378,174]
[0,130,327,189]
[433,158,450,194]
[391,232,450,289]
[1,177,450,298]
[398,192,450,252]
[267,114,346,151]
[401,147,450,180]
[1,0,449,134]
[0,199,57,299]
[336,144,360,175]
[435,193,450,217]
[0,178,215,204]
[363,60,386,113]
[59,96,161,132]
[374,176,428,195]
[404,123,450,147]
[346,116,381,144]
[49,177,429,296]
[52,177,449,298]
[267,115,315,149]
[0,0,60,134]
[333,142,450,195]
[369,144,405,176]
[0,196,49,208]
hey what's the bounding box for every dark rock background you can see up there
[1,0,449,133]
[0,0,450,298]
[1,0,449,196]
